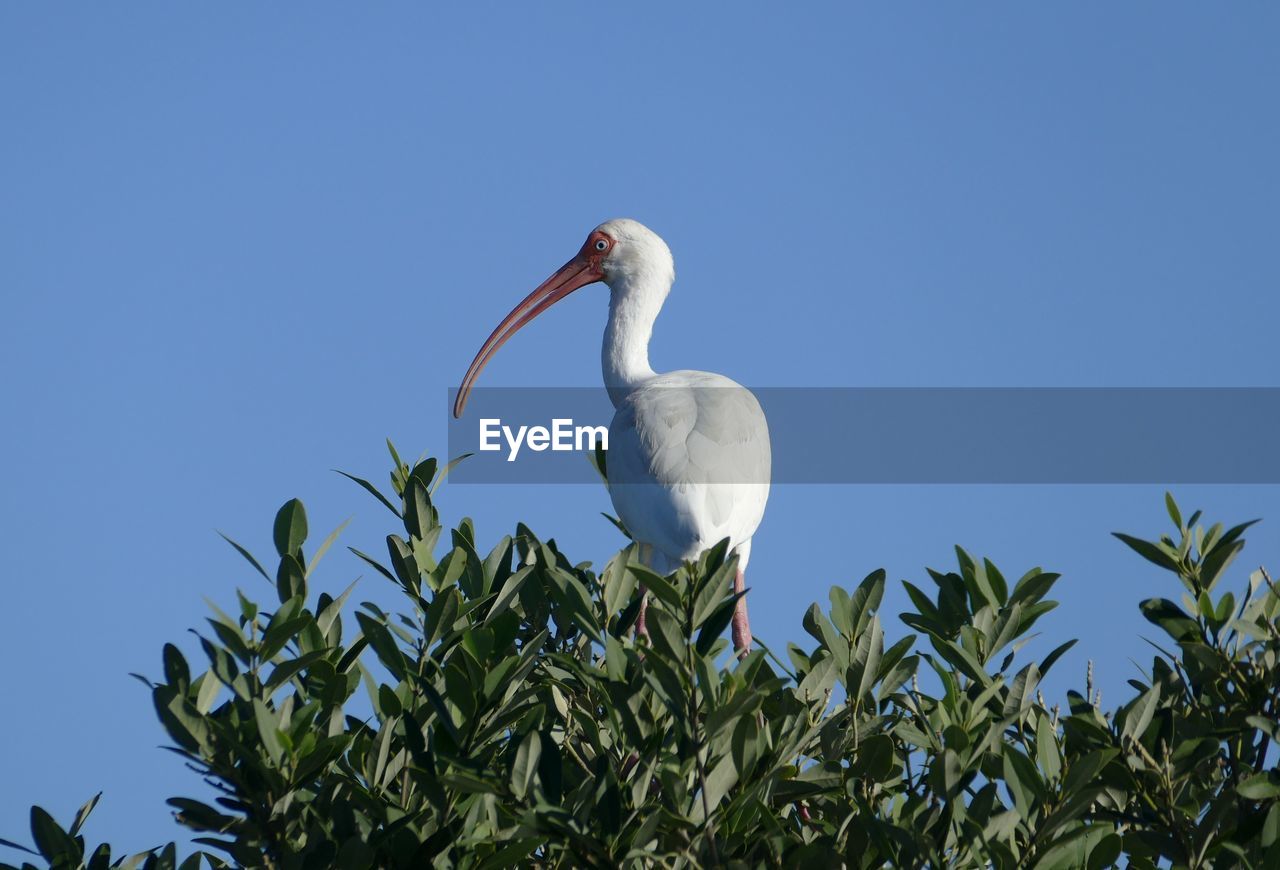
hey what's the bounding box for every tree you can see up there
[4,445,1278,868]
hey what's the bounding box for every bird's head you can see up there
[452,218,672,418]
[593,218,675,294]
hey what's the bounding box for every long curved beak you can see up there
[453,253,604,418]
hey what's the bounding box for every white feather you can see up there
[591,219,771,574]
[607,370,770,570]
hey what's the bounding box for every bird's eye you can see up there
[595,239,609,252]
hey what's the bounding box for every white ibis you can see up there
[453,219,771,657]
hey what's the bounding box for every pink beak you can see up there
[453,243,606,418]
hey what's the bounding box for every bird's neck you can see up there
[602,277,665,407]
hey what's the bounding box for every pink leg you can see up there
[635,587,650,640]
[731,569,751,658]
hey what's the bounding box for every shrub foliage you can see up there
[3,447,1279,868]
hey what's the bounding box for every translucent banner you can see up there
[445,387,1280,484]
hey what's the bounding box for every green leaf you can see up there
[797,652,838,699]
[194,671,222,713]
[901,581,943,628]
[409,457,438,492]
[69,792,101,837]
[461,626,494,663]
[1139,598,1200,643]
[236,589,259,623]
[848,569,886,637]
[334,470,402,517]
[1201,522,1257,590]
[851,734,895,782]
[602,553,638,620]
[605,633,629,682]
[306,517,351,578]
[377,683,402,717]
[849,614,884,705]
[253,698,285,761]
[204,616,253,665]
[1010,569,1060,607]
[424,587,462,650]
[404,479,434,541]
[153,686,210,752]
[932,636,991,687]
[273,498,308,558]
[627,563,680,610]
[485,565,534,626]
[260,614,311,662]
[356,612,407,680]
[29,807,77,863]
[694,754,739,821]
[1003,663,1040,720]
[600,512,631,540]
[1121,686,1161,743]
[430,453,473,495]
[1113,532,1181,572]
[275,553,306,603]
[967,557,1001,609]
[348,547,398,585]
[265,650,330,691]
[1064,747,1116,793]
[695,591,743,655]
[162,643,190,691]
[1214,591,1235,624]
[545,568,601,641]
[1038,639,1077,677]
[877,633,917,680]
[1164,492,1182,529]
[1035,713,1061,782]
[828,585,853,637]
[1002,748,1044,818]
[512,730,542,800]
[1087,833,1123,870]
[317,579,358,638]
[537,731,562,803]
[386,438,405,472]
[0,836,39,856]
[217,532,271,582]
[1239,772,1280,800]
[1263,803,1280,848]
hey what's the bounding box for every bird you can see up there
[453,219,770,657]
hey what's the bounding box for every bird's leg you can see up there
[731,569,751,658]
[634,544,652,641]
[636,587,650,640]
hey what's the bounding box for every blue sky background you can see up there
[2,2,1278,851]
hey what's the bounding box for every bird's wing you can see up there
[607,371,770,562]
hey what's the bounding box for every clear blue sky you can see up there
[2,2,1277,851]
